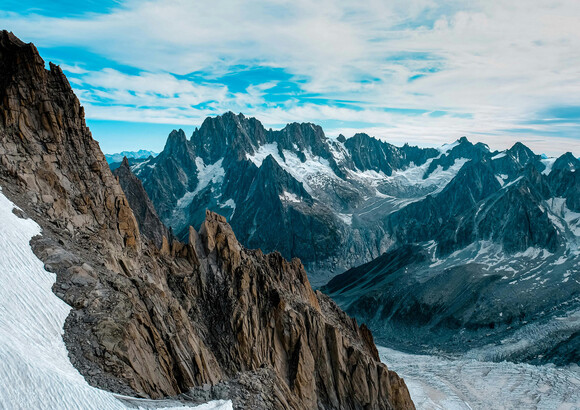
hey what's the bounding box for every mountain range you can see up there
[132,114,465,284]
[323,143,580,365]
[128,113,580,366]
[106,150,158,171]
[105,149,158,164]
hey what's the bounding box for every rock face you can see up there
[113,157,170,248]
[0,31,413,409]
[0,31,139,252]
[385,158,560,256]
[344,133,439,177]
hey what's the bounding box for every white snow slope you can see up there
[0,187,232,410]
[379,346,580,410]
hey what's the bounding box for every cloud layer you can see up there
[2,0,580,154]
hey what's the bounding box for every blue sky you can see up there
[1,0,580,155]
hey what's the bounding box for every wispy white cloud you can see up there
[1,0,579,155]
[70,68,230,108]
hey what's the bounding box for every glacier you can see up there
[379,346,580,409]
[0,187,232,410]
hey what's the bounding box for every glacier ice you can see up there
[379,346,580,410]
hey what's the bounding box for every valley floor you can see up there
[379,346,580,409]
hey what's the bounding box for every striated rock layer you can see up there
[0,30,413,409]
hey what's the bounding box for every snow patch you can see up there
[280,191,301,203]
[0,187,232,410]
[375,190,391,199]
[194,158,225,196]
[554,256,568,265]
[491,152,506,160]
[512,247,547,259]
[329,140,348,163]
[221,198,236,209]
[438,141,459,153]
[495,174,508,186]
[337,213,353,225]
[361,157,469,195]
[501,176,523,190]
[546,197,580,238]
[245,143,279,167]
[247,143,339,195]
[351,168,388,184]
[176,158,225,209]
[130,158,151,174]
[541,157,557,175]
[220,198,236,218]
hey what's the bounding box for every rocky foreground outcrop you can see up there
[0,31,413,409]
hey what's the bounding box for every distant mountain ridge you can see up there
[132,112,579,286]
[133,112,470,282]
[323,139,580,366]
[105,149,157,164]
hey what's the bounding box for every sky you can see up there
[1,0,580,156]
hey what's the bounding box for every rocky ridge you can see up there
[0,31,413,409]
[133,112,580,286]
[113,157,170,248]
[133,113,458,282]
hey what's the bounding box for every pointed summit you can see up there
[159,129,196,166]
[508,141,537,166]
[121,156,130,168]
[553,152,580,172]
[0,30,44,84]
[164,129,187,150]
[192,112,267,163]
[424,135,487,178]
